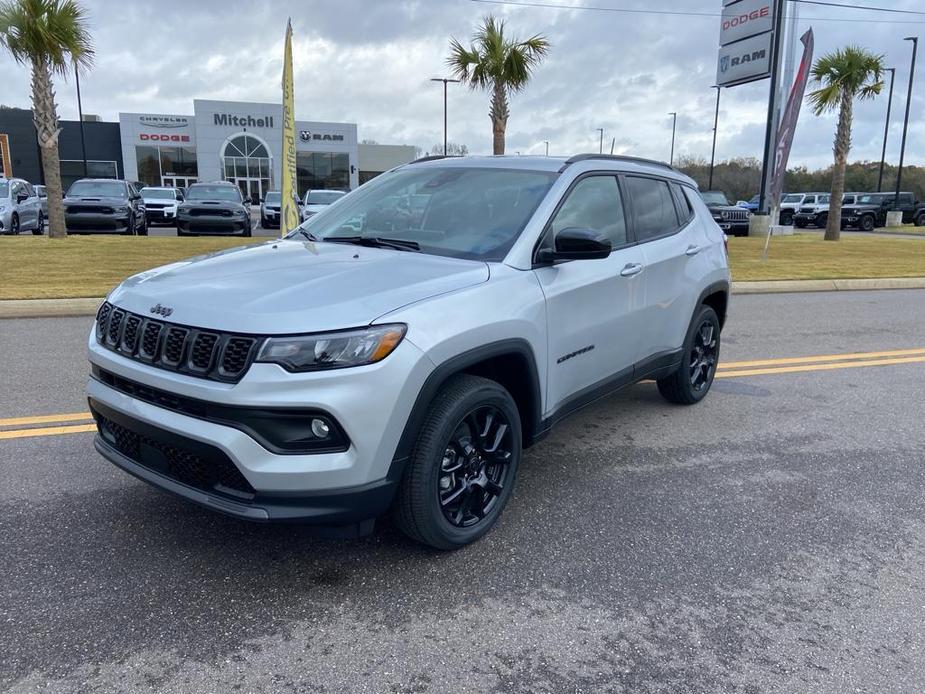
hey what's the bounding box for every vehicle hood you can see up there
[143,197,177,205]
[64,196,128,206]
[107,239,490,334]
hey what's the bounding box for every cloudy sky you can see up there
[1,0,922,168]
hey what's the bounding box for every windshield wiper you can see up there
[324,235,420,252]
[291,229,319,241]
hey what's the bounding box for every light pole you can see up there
[668,112,677,166]
[430,77,460,156]
[596,128,604,154]
[895,37,918,206]
[74,63,88,177]
[708,87,721,190]
[877,68,896,192]
[543,140,549,156]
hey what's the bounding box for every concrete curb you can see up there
[2,278,925,318]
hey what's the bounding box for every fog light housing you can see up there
[311,418,331,439]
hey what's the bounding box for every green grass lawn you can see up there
[1,233,924,300]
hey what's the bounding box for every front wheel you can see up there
[860,215,875,232]
[32,212,44,235]
[10,213,19,234]
[657,305,721,405]
[137,214,148,236]
[395,374,522,550]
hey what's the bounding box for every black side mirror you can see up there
[539,227,612,262]
[16,193,29,203]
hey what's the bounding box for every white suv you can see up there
[88,155,730,549]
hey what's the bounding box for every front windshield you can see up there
[306,190,345,205]
[143,189,176,200]
[700,191,729,206]
[264,192,281,204]
[291,166,557,261]
[186,185,241,202]
[0,182,8,198]
[67,181,126,198]
[782,194,802,203]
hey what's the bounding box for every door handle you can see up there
[685,244,702,256]
[620,263,644,277]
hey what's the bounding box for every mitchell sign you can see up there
[213,113,275,128]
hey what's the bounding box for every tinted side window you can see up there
[625,176,680,242]
[549,175,627,247]
[670,183,693,224]
[804,196,815,204]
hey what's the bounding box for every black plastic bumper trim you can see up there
[95,435,397,527]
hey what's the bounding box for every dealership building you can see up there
[0,99,416,198]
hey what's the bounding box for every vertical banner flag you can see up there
[769,28,814,207]
[280,19,299,235]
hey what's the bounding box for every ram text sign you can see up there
[717,30,772,87]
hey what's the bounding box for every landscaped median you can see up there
[0,233,924,306]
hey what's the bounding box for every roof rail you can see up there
[408,154,466,165]
[559,153,676,173]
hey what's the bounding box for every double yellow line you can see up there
[0,347,923,442]
[716,347,925,379]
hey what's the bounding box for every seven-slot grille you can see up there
[95,302,260,382]
[189,207,233,217]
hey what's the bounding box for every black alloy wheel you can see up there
[33,212,44,235]
[861,215,875,232]
[437,405,514,528]
[657,304,721,405]
[395,374,522,550]
[689,320,718,394]
[10,213,19,234]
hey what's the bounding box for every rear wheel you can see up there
[657,305,721,405]
[395,374,522,550]
[10,213,19,234]
[816,213,828,229]
[138,214,148,236]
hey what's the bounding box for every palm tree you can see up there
[0,0,94,238]
[808,46,884,241]
[448,16,549,155]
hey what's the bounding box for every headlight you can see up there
[115,206,130,214]
[256,324,406,372]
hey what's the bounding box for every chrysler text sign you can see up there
[717,31,772,87]
[720,0,772,46]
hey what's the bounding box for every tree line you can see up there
[675,155,924,205]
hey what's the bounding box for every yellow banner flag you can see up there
[280,19,299,235]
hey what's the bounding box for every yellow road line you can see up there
[0,423,98,440]
[0,412,92,427]
[716,355,925,379]
[721,347,925,370]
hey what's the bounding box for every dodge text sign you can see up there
[720,0,773,46]
[717,31,772,87]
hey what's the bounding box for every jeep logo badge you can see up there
[150,303,173,317]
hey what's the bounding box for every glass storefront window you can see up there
[136,145,198,186]
[296,152,350,195]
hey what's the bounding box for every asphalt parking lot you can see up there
[2,289,925,693]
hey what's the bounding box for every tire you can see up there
[780,211,793,226]
[123,214,136,236]
[32,212,44,235]
[260,216,267,229]
[914,214,924,228]
[794,219,806,228]
[138,215,148,236]
[10,213,19,235]
[395,374,522,550]
[657,305,721,406]
[243,221,252,237]
[860,215,875,232]
[816,213,827,229]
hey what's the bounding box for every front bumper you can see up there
[713,218,749,235]
[146,208,177,222]
[87,330,433,521]
[177,215,248,234]
[66,212,131,232]
[794,212,825,226]
[261,209,280,227]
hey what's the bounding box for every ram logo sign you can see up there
[716,31,772,87]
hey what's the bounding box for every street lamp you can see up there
[596,128,604,154]
[895,37,918,206]
[543,140,549,156]
[877,68,896,192]
[668,112,677,166]
[74,63,88,177]
[430,77,460,156]
[708,87,721,190]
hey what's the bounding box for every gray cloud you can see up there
[0,0,921,167]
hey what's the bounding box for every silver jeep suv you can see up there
[88,154,730,549]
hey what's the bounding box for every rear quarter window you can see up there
[625,176,680,242]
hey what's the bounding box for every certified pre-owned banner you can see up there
[280,19,299,236]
